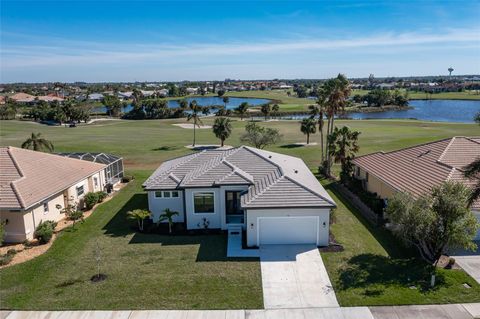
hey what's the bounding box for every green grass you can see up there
[322,180,480,306]
[0,172,263,310]
[1,118,479,309]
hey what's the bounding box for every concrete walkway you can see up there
[452,242,480,284]
[259,244,338,309]
[227,226,259,258]
[2,304,479,319]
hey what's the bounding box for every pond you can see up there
[280,100,480,123]
[349,100,480,123]
[94,96,271,113]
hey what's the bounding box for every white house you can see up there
[143,146,336,247]
[0,147,107,243]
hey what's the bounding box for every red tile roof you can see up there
[353,137,480,209]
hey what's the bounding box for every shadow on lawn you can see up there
[338,253,446,293]
[280,144,303,149]
[102,193,149,238]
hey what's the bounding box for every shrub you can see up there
[6,249,16,256]
[84,192,99,210]
[23,239,32,248]
[122,176,132,183]
[34,220,57,244]
[345,178,384,215]
[0,254,13,266]
[96,191,107,203]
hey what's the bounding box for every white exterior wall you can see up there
[185,188,222,229]
[65,172,104,209]
[148,191,185,223]
[23,193,66,240]
[245,208,331,247]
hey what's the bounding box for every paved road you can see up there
[2,304,479,319]
[259,244,338,309]
[452,242,480,284]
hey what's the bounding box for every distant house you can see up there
[186,87,198,95]
[118,92,133,100]
[88,93,104,101]
[352,137,480,240]
[0,147,107,243]
[10,93,36,103]
[57,152,124,187]
[144,146,336,247]
[37,95,64,103]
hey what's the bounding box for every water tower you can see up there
[448,67,454,76]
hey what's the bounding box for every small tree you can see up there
[235,102,249,120]
[222,96,229,108]
[84,192,99,210]
[127,209,150,231]
[240,122,282,149]
[260,104,271,121]
[159,208,179,234]
[212,117,232,147]
[61,202,83,229]
[327,126,360,180]
[272,104,280,119]
[386,181,479,285]
[0,222,5,246]
[186,100,203,147]
[300,118,316,144]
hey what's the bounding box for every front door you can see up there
[225,191,244,224]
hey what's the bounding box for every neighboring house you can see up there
[118,91,133,100]
[0,147,107,243]
[144,146,336,247]
[352,136,480,240]
[10,93,36,103]
[57,152,124,187]
[88,93,104,101]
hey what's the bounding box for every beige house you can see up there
[0,147,107,243]
[352,137,480,240]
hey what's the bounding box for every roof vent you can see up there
[417,150,431,158]
[294,169,298,174]
[268,155,272,159]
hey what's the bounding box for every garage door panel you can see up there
[258,217,318,245]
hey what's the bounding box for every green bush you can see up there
[345,178,385,215]
[0,254,13,266]
[96,191,107,203]
[121,176,132,183]
[84,192,99,210]
[34,220,57,244]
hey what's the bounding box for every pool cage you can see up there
[57,152,124,187]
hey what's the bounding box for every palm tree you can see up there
[235,102,249,120]
[261,104,271,121]
[126,209,150,231]
[186,100,203,147]
[300,118,316,144]
[323,74,351,175]
[21,133,54,152]
[327,126,360,181]
[212,117,232,147]
[222,96,230,108]
[179,99,188,110]
[272,104,280,119]
[158,208,179,234]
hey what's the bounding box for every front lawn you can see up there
[0,172,263,310]
[321,180,480,306]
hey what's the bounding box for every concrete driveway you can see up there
[452,241,480,284]
[259,244,339,309]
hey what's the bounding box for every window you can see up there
[172,191,179,198]
[194,192,215,214]
[43,202,49,213]
[365,172,369,182]
[76,185,85,197]
[155,191,179,198]
[154,191,163,198]
[94,177,98,187]
[164,191,171,198]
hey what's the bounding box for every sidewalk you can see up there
[2,303,479,319]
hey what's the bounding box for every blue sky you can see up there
[1,0,479,83]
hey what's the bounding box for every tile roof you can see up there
[0,147,106,210]
[352,137,480,209]
[143,146,335,208]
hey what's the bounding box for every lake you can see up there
[280,100,480,123]
[94,96,271,113]
[349,100,480,123]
